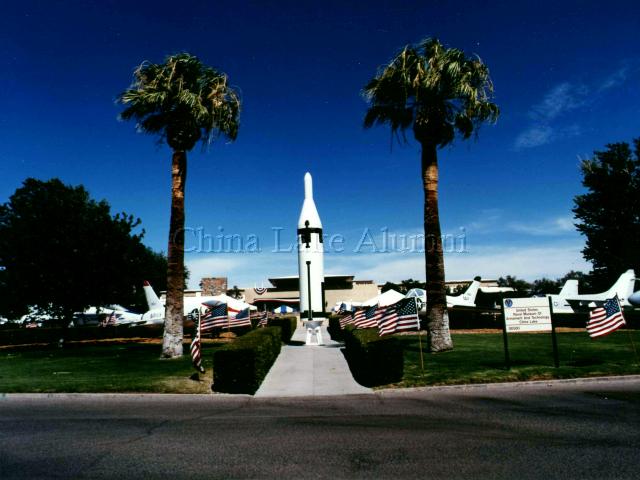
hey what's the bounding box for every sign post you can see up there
[548,296,559,368]
[502,297,558,368]
[500,302,510,370]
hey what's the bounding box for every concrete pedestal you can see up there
[303,320,324,346]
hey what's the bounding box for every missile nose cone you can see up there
[304,172,313,199]
[298,172,322,229]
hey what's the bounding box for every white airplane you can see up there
[141,281,166,324]
[630,290,640,306]
[405,279,482,309]
[548,269,637,314]
[74,306,145,327]
[19,307,53,327]
[140,281,255,324]
[331,300,364,313]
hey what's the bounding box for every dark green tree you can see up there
[497,276,531,295]
[118,53,240,358]
[557,270,592,293]
[363,38,499,352]
[380,281,401,293]
[573,138,640,290]
[531,277,561,295]
[399,278,426,294]
[0,178,167,324]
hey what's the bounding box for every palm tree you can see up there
[118,53,240,358]
[363,38,498,352]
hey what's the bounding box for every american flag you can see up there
[339,312,354,329]
[354,305,380,329]
[587,296,626,338]
[378,298,420,336]
[230,308,253,328]
[201,303,228,332]
[190,312,204,373]
[253,311,271,327]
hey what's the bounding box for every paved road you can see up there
[1,378,639,479]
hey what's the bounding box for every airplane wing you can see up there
[565,298,605,311]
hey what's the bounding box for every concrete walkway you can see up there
[255,322,372,397]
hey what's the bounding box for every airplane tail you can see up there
[605,269,636,304]
[458,280,480,305]
[558,279,579,297]
[143,281,163,311]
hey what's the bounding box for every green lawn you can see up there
[3,331,640,394]
[0,342,222,393]
[392,330,640,388]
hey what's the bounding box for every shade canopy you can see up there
[362,289,405,307]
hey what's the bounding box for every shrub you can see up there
[268,316,297,343]
[342,326,403,387]
[212,326,282,394]
[326,315,344,341]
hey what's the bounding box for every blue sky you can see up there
[1,1,638,289]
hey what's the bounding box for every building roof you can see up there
[268,275,357,291]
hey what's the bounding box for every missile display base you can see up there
[303,319,324,346]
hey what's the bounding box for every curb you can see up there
[0,392,253,401]
[375,374,640,395]
[2,375,639,401]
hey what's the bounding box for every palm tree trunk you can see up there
[162,150,187,358]
[421,142,453,352]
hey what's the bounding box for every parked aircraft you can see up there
[74,306,145,327]
[331,300,364,313]
[405,279,482,309]
[141,281,166,324]
[19,307,52,327]
[629,290,640,307]
[548,269,637,313]
[141,281,255,324]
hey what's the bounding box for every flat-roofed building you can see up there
[243,275,379,312]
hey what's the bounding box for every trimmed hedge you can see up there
[0,324,163,346]
[342,326,403,387]
[212,326,282,394]
[327,315,344,341]
[268,316,297,343]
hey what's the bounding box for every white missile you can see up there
[298,172,325,319]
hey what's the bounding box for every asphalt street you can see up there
[1,377,639,479]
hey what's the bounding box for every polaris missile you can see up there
[297,173,325,319]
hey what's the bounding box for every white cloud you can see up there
[514,62,636,150]
[530,82,588,121]
[599,65,628,91]
[327,242,590,283]
[184,223,587,289]
[507,216,575,236]
[514,122,582,150]
[514,125,553,149]
[185,251,297,289]
[445,244,590,281]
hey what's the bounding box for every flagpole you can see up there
[415,298,425,374]
[617,296,639,365]
[626,329,639,365]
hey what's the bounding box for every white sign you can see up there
[503,297,552,333]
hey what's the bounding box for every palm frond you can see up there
[117,53,240,151]
[363,37,498,147]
